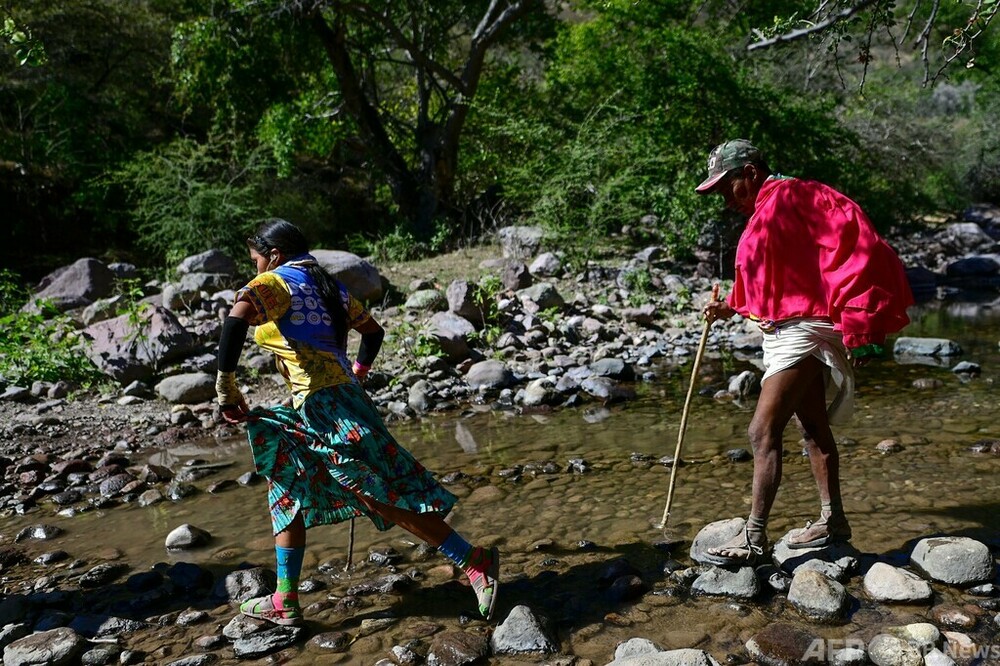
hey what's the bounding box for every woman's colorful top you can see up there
[236,255,372,407]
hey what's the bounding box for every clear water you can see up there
[4,303,999,664]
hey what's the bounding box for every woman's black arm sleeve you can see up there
[218,316,250,372]
[357,327,385,367]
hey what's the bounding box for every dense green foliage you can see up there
[1,0,998,280]
[0,270,102,386]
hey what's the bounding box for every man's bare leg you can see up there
[707,356,826,561]
[787,374,851,547]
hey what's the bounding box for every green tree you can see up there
[171,0,551,242]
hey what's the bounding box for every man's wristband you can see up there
[850,343,885,359]
[352,361,371,378]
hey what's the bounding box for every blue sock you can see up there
[274,545,305,608]
[437,531,473,568]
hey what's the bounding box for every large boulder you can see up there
[24,258,116,314]
[910,536,994,586]
[310,250,383,302]
[83,306,198,384]
[175,249,239,276]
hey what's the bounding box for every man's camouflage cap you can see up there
[695,139,763,193]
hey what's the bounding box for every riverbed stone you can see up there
[607,648,722,666]
[744,623,820,666]
[0,624,29,652]
[910,536,994,585]
[863,562,933,602]
[491,604,557,655]
[772,532,859,574]
[517,282,565,311]
[79,563,130,588]
[689,518,744,565]
[465,360,515,390]
[613,638,663,661]
[224,567,276,603]
[530,252,562,277]
[307,631,352,652]
[14,524,63,542]
[232,625,303,659]
[787,569,848,621]
[831,647,867,666]
[690,566,759,600]
[165,524,212,550]
[155,373,215,404]
[427,630,490,665]
[405,289,446,312]
[893,337,963,357]
[3,626,85,666]
[792,557,853,582]
[866,633,923,666]
[68,614,148,638]
[886,622,940,651]
[498,225,546,259]
[923,648,956,666]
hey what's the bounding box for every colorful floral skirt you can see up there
[244,383,457,535]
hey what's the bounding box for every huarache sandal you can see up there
[702,525,768,567]
[467,546,500,620]
[239,594,304,626]
[786,514,852,550]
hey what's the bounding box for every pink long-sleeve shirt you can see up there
[728,176,913,349]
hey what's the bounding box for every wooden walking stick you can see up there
[655,283,720,531]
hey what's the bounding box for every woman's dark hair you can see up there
[248,218,349,349]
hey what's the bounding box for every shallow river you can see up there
[6,303,1000,664]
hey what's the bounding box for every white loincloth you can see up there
[761,318,855,425]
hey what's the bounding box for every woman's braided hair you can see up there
[247,218,349,349]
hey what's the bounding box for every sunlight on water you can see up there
[3,303,997,663]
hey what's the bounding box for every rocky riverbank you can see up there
[1,207,999,664]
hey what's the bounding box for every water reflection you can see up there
[4,303,998,663]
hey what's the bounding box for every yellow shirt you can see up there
[236,259,372,407]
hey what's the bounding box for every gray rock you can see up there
[427,630,490,665]
[232,625,303,658]
[307,631,352,652]
[445,279,486,325]
[222,614,266,640]
[0,624,29,652]
[79,563,130,589]
[498,225,546,259]
[516,282,565,311]
[310,249,383,302]
[727,370,759,399]
[893,337,963,357]
[465,360,515,391]
[590,358,635,381]
[690,566,760,600]
[530,252,562,277]
[910,536,994,585]
[490,605,557,655]
[224,567,276,603]
[165,524,212,550]
[522,377,560,407]
[689,518,745,565]
[3,627,85,666]
[923,648,956,666]
[14,524,63,542]
[938,222,997,252]
[945,255,1000,277]
[404,289,447,312]
[772,530,860,574]
[863,562,933,602]
[83,306,197,384]
[164,655,218,666]
[831,647,867,666]
[176,249,238,276]
[866,633,923,666]
[502,262,532,291]
[608,649,722,666]
[24,258,115,314]
[429,311,475,360]
[613,638,663,661]
[581,376,636,403]
[787,569,848,621]
[155,372,215,404]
